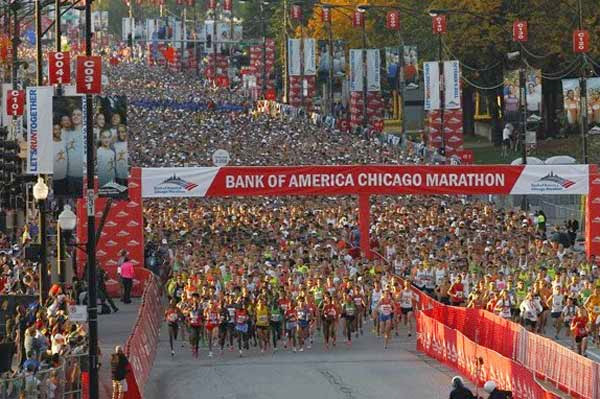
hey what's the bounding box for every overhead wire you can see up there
[441,38,502,72]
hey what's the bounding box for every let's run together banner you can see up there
[141,165,591,198]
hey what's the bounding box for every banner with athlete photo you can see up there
[443,60,461,109]
[287,39,301,76]
[562,78,600,127]
[349,49,363,92]
[53,96,84,198]
[385,47,400,85]
[94,96,129,198]
[366,49,381,91]
[588,78,600,127]
[526,69,542,117]
[92,11,108,33]
[403,46,419,88]
[26,87,53,174]
[423,62,440,111]
[503,69,520,123]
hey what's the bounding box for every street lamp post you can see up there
[57,204,77,284]
[32,176,49,304]
[325,6,334,116]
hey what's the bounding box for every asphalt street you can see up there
[145,321,469,399]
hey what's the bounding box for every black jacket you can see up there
[489,389,512,399]
[110,353,129,381]
[449,386,476,399]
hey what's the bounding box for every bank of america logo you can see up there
[538,172,575,188]
[159,175,198,191]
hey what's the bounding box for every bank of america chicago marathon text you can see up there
[225,172,507,189]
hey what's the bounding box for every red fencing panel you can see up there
[417,311,561,399]
[125,273,163,392]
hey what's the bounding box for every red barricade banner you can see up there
[417,311,561,399]
[76,168,146,297]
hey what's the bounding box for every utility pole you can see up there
[327,11,333,115]
[283,0,289,102]
[438,33,445,156]
[361,18,367,131]
[84,0,99,398]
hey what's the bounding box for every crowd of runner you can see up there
[99,63,600,359]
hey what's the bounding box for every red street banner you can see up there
[48,51,71,84]
[512,20,528,42]
[321,7,331,23]
[140,165,590,198]
[573,30,590,53]
[208,0,216,9]
[6,89,25,117]
[223,0,231,11]
[265,88,276,100]
[353,11,364,28]
[386,11,400,30]
[291,4,302,20]
[457,150,474,164]
[432,15,446,34]
[76,56,102,94]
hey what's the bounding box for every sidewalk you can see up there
[97,299,141,399]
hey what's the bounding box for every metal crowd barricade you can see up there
[0,353,85,399]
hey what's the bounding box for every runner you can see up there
[164,300,180,356]
[270,298,283,352]
[204,300,220,358]
[321,295,338,350]
[399,281,416,337]
[296,296,311,351]
[235,298,250,357]
[188,294,203,358]
[376,290,394,349]
[570,307,589,356]
[255,296,271,353]
[284,299,298,352]
[341,293,357,345]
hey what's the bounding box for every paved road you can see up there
[145,322,470,399]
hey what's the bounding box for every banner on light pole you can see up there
[366,49,380,91]
[303,38,316,76]
[26,87,54,174]
[423,61,440,110]
[287,39,301,76]
[443,60,461,109]
[349,49,363,92]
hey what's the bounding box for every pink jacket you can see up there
[120,261,135,279]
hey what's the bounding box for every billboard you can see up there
[53,96,84,198]
[94,96,128,198]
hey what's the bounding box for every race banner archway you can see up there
[139,164,598,258]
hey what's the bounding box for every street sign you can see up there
[386,11,400,30]
[76,56,102,94]
[573,30,590,53]
[6,89,24,117]
[512,20,528,42]
[432,15,447,34]
[48,51,71,84]
[212,149,230,167]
